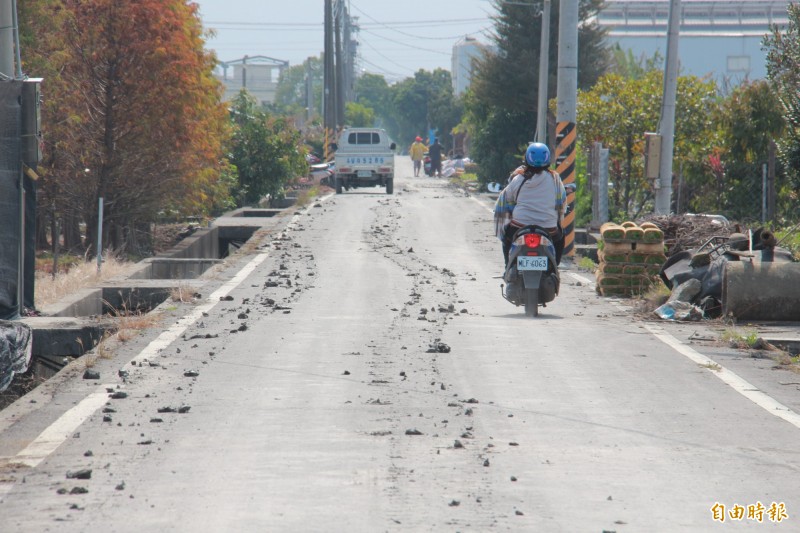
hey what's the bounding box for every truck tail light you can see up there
[339,167,351,173]
[379,167,391,173]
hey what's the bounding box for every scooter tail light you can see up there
[524,234,542,248]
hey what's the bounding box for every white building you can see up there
[215,55,289,106]
[596,0,789,84]
[451,37,487,96]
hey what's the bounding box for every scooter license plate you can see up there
[517,256,548,271]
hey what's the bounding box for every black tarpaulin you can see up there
[0,81,22,320]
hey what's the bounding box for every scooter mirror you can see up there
[487,182,502,193]
[564,183,577,193]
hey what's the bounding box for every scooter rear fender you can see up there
[521,270,543,289]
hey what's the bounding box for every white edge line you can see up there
[644,323,800,430]
[0,194,337,495]
[478,192,800,430]
[6,385,113,468]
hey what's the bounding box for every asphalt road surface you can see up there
[1,157,799,532]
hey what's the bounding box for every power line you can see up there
[360,28,451,56]
[205,21,322,28]
[359,57,407,80]
[349,2,488,40]
[358,19,489,27]
[358,37,417,74]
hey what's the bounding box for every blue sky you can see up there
[195,0,497,81]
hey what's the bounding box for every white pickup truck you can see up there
[332,128,396,194]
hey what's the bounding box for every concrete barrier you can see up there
[723,262,800,321]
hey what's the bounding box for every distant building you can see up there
[215,55,289,106]
[596,0,789,83]
[451,37,488,96]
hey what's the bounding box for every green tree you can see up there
[608,44,663,79]
[228,91,307,206]
[353,73,397,137]
[764,3,800,199]
[708,80,785,220]
[345,102,376,127]
[388,68,459,150]
[466,0,609,184]
[354,73,391,115]
[274,56,323,117]
[577,71,717,219]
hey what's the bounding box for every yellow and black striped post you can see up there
[555,121,577,256]
[324,127,332,161]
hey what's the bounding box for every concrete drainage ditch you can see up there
[2,199,297,405]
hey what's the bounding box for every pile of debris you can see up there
[654,226,799,320]
[638,214,734,256]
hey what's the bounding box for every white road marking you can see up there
[644,323,800,430]
[10,386,113,468]
[565,271,594,286]
[473,195,800,431]
[0,195,335,498]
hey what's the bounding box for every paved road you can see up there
[1,157,799,531]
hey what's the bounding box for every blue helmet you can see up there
[525,142,550,167]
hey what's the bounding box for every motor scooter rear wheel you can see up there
[524,288,539,317]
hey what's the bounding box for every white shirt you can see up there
[505,170,565,228]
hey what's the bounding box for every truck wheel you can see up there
[335,177,343,194]
[386,179,394,194]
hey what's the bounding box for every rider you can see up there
[494,142,567,267]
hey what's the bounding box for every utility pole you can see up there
[555,0,578,256]
[535,0,551,144]
[0,0,41,318]
[655,0,681,214]
[334,0,345,129]
[0,0,14,78]
[323,0,335,159]
[305,61,313,123]
[343,6,352,103]
[768,140,776,221]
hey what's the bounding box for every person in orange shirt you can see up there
[409,136,426,177]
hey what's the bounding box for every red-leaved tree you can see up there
[34,0,230,255]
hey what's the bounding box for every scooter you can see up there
[501,183,576,317]
[501,226,560,317]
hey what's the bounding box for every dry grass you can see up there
[720,327,760,349]
[35,254,137,308]
[294,185,321,208]
[170,284,199,303]
[632,282,671,315]
[95,331,116,359]
[117,310,161,332]
[104,302,162,345]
